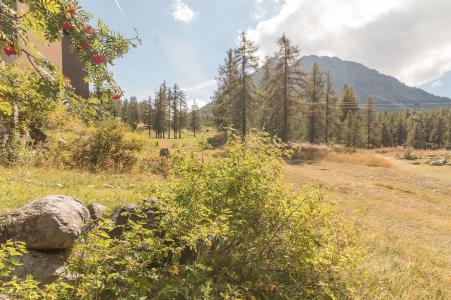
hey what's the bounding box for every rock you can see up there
[87,203,107,221]
[0,195,90,250]
[110,200,162,238]
[104,184,115,189]
[159,148,170,157]
[12,250,68,284]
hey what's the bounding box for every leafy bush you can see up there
[70,120,143,173]
[0,241,42,299]
[40,134,358,298]
[0,134,361,299]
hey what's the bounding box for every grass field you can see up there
[284,151,451,299]
[0,138,450,299]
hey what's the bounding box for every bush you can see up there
[3,133,357,299]
[70,120,143,173]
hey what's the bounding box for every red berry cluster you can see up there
[60,4,106,66]
[112,91,123,101]
[3,44,17,56]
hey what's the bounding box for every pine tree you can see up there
[264,34,303,143]
[167,88,173,139]
[343,111,363,148]
[190,100,202,137]
[431,114,446,149]
[407,119,425,149]
[235,32,259,138]
[305,63,325,144]
[143,97,153,137]
[340,85,360,121]
[365,96,375,148]
[153,82,169,138]
[128,96,140,130]
[324,71,338,145]
[213,49,239,130]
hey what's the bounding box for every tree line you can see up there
[110,82,202,138]
[212,33,451,149]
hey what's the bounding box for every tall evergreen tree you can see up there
[365,96,375,148]
[264,34,303,143]
[340,85,360,121]
[235,32,259,138]
[190,100,202,137]
[213,49,240,130]
[128,96,140,130]
[305,63,325,144]
[143,97,153,137]
[324,71,338,145]
[153,82,169,138]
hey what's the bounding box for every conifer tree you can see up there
[365,96,375,148]
[213,49,240,130]
[305,63,325,144]
[153,82,169,138]
[190,100,202,137]
[265,34,303,143]
[340,85,360,121]
[143,97,153,137]
[431,114,446,149]
[128,96,140,130]
[235,32,259,138]
[324,71,338,145]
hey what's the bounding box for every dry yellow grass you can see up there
[290,143,394,168]
[323,152,394,168]
[283,154,451,299]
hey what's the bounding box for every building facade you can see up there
[14,1,90,99]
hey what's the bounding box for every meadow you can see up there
[1,130,450,299]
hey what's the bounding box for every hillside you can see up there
[202,55,451,114]
[301,55,451,109]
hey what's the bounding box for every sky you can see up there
[79,0,451,106]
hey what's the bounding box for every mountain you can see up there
[201,55,451,116]
[299,55,451,109]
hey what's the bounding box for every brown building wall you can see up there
[14,1,89,99]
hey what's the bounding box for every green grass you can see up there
[0,167,157,213]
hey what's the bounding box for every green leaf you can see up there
[0,101,13,117]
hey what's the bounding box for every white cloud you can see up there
[172,0,195,23]
[431,80,444,88]
[247,0,451,86]
[183,80,216,92]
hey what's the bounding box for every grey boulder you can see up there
[87,203,107,221]
[12,250,68,284]
[0,195,90,250]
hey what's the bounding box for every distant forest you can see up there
[113,33,451,150]
[210,33,451,149]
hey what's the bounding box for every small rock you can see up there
[104,184,115,189]
[87,203,107,221]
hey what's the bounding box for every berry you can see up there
[112,92,122,100]
[91,54,106,64]
[83,25,93,34]
[3,44,17,56]
[63,22,74,31]
[67,5,77,15]
[80,42,92,50]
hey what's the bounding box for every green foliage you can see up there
[0,133,358,299]
[0,241,43,299]
[70,120,143,173]
[0,0,139,95]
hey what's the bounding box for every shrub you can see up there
[70,120,143,173]
[29,133,360,299]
